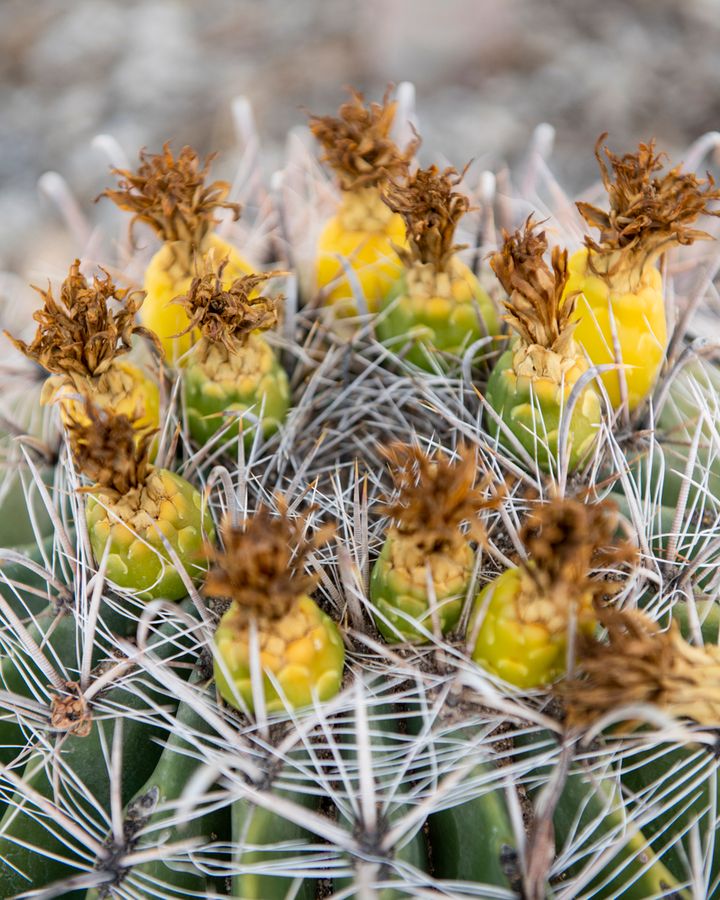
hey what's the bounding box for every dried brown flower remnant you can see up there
[67,399,154,496]
[490,217,577,355]
[519,495,637,605]
[4,260,158,376]
[204,504,335,625]
[558,608,720,729]
[100,143,241,247]
[50,681,92,737]
[578,134,720,268]
[173,258,283,351]
[381,444,494,551]
[308,87,417,193]
[384,165,470,272]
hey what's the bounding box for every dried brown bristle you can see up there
[558,608,720,729]
[578,134,720,266]
[204,504,335,624]
[173,257,283,351]
[308,87,418,192]
[490,217,577,353]
[67,398,154,495]
[519,495,637,603]
[383,165,470,272]
[381,443,495,550]
[4,260,159,376]
[99,143,241,246]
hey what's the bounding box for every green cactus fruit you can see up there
[469,567,593,689]
[370,444,487,643]
[184,335,290,450]
[86,467,214,601]
[377,262,499,370]
[376,164,499,371]
[469,497,629,689]
[4,259,162,440]
[370,530,472,641]
[207,506,344,714]
[486,218,601,473]
[485,348,601,472]
[214,594,344,714]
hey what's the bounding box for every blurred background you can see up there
[2,0,720,281]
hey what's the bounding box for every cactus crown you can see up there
[66,398,154,496]
[100,143,241,247]
[173,256,283,351]
[384,165,469,273]
[204,505,334,624]
[517,496,636,620]
[381,443,492,550]
[558,608,720,729]
[308,87,417,193]
[490,217,577,356]
[4,260,159,377]
[577,134,720,270]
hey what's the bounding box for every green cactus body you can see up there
[630,358,720,512]
[232,782,317,900]
[620,742,719,891]
[517,731,687,899]
[469,567,596,689]
[404,717,519,890]
[214,595,344,714]
[123,671,227,896]
[370,530,473,642]
[86,468,214,601]
[0,690,169,898]
[335,704,429,899]
[376,260,499,370]
[183,335,290,450]
[0,464,54,548]
[485,348,601,473]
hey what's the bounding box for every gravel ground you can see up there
[2,0,720,280]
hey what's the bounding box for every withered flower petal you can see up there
[578,134,720,271]
[490,216,577,355]
[558,608,720,730]
[381,443,496,551]
[204,504,334,625]
[99,143,240,247]
[4,260,159,377]
[66,398,154,496]
[309,87,418,192]
[383,165,470,272]
[519,495,637,606]
[172,257,283,351]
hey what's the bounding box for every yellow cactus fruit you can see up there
[558,608,720,730]
[67,399,213,601]
[469,496,636,689]
[206,505,344,714]
[564,135,720,411]
[173,260,290,450]
[370,444,496,642]
[486,217,601,472]
[4,259,160,436]
[376,165,499,369]
[100,144,253,362]
[309,88,418,316]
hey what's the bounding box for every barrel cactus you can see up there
[2,86,720,900]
